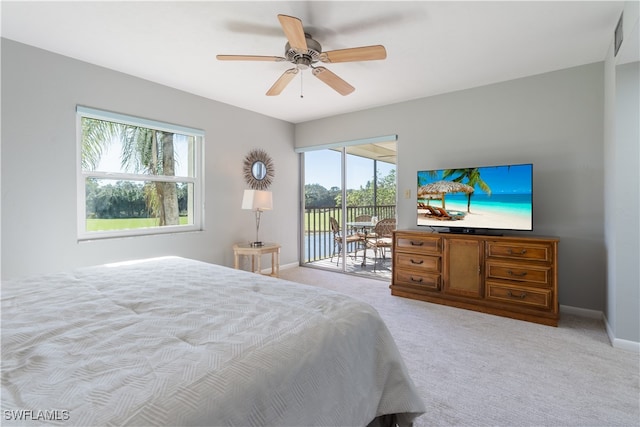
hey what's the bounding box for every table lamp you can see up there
[242,189,273,247]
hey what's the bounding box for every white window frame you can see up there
[77,106,204,240]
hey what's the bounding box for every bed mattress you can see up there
[1,257,425,426]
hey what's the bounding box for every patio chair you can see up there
[365,218,396,271]
[352,214,375,262]
[329,217,362,266]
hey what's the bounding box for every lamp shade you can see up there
[242,189,273,211]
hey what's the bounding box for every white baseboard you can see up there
[604,314,640,353]
[560,305,639,352]
[279,262,300,271]
[610,336,640,353]
[560,304,603,319]
[259,261,299,275]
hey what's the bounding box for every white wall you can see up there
[603,0,640,348]
[612,61,640,344]
[296,63,606,313]
[1,39,298,279]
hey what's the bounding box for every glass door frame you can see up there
[297,134,397,273]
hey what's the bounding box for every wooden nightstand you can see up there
[233,242,281,277]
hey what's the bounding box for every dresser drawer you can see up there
[395,233,441,253]
[486,241,552,263]
[486,282,552,310]
[395,253,441,272]
[394,269,441,291]
[391,231,559,326]
[486,262,551,287]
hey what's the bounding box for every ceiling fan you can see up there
[217,14,387,96]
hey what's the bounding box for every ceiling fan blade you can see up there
[277,14,307,51]
[320,45,387,63]
[312,67,355,96]
[266,68,299,96]
[216,55,286,62]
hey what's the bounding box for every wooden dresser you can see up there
[391,231,559,326]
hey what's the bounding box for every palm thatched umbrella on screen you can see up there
[418,181,474,210]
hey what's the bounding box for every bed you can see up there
[1,257,425,426]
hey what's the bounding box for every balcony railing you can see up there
[303,205,396,263]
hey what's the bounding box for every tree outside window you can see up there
[77,107,203,239]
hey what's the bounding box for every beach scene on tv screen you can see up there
[417,164,532,230]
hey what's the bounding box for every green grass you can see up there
[304,209,342,233]
[86,217,188,231]
[88,211,359,233]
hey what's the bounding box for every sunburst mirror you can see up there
[243,149,275,190]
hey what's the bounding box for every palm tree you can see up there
[81,118,117,171]
[417,170,439,187]
[81,118,179,226]
[443,168,492,212]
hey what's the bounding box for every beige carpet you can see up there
[279,267,640,427]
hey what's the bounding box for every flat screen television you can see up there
[417,163,533,233]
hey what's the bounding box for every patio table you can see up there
[346,221,376,266]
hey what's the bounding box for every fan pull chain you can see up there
[300,71,304,98]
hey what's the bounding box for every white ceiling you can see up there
[1,1,624,124]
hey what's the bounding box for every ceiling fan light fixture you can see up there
[295,56,312,70]
[284,35,322,66]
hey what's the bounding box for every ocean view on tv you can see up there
[417,164,533,231]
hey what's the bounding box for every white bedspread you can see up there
[2,257,425,426]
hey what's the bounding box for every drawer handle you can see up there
[410,259,424,265]
[507,270,527,277]
[507,290,527,299]
[507,248,527,255]
[410,241,424,246]
[410,276,423,283]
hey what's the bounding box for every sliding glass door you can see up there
[302,149,343,268]
[300,140,396,278]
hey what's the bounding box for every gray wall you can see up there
[2,31,637,348]
[296,63,606,313]
[1,39,298,279]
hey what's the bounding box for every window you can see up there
[77,106,204,240]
